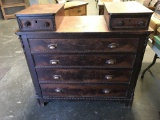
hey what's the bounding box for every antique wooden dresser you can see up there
[16,2,153,107]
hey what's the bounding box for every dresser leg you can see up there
[37,98,46,107]
[125,99,133,108]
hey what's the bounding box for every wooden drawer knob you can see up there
[138,21,144,26]
[44,22,50,27]
[117,21,124,26]
[24,21,31,27]
[77,10,81,13]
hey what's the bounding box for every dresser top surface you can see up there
[104,1,153,14]
[56,16,152,33]
[15,4,64,16]
[57,16,108,32]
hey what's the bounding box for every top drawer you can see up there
[104,2,153,30]
[17,17,55,31]
[110,17,149,30]
[29,38,139,53]
[15,4,65,31]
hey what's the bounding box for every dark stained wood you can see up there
[104,1,153,30]
[16,4,65,31]
[29,38,139,53]
[33,54,135,68]
[15,3,153,107]
[36,68,131,83]
[40,84,128,97]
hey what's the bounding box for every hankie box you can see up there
[104,1,153,30]
[15,4,64,31]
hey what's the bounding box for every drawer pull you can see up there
[108,43,119,49]
[138,21,144,26]
[44,22,50,27]
[50,60,59,65]
[55,88,62,93]
[53,75,61,79]
[117,21,124,26]
[77,10,81,13]
[103,89,110,94]
[48,44,57,49]
[105,75,114,80]
[106,59,116,65]
[24,21,31,27]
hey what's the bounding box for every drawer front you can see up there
[17,17,54,31]
[64,9,70,16]
[29,38,139,53]
[70,5,86,16]
[36,69,131,83]
[40,84,127,97]
[111,17,149,29]
[33,54,135,68]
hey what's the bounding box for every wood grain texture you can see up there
[33,54,135,68]
[40,84,128,97]
[15,3,153,107]
[36,68,131,83]
[104,1,153,14]
[16,4,64,16]
[29,38,139,53]
[104,1,153,30]
[16,4,64,31]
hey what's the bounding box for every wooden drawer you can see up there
[17,17,55,31]
[16,4,65,31]
[36,69,131,83]
[40,84,128,97]
[104,2,153,30]
[110,17,149,30]
[33,54,135,68]
[70,5,86,16]
[29,38,139,53]
[64,9,70,16]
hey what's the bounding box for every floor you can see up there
[0,0,160,120]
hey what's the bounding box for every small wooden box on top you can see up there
[16,4,64,31]
[104,1,153,30]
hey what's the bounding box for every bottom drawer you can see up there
[40,84,127,98]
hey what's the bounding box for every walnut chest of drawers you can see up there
[16,4,153,107]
